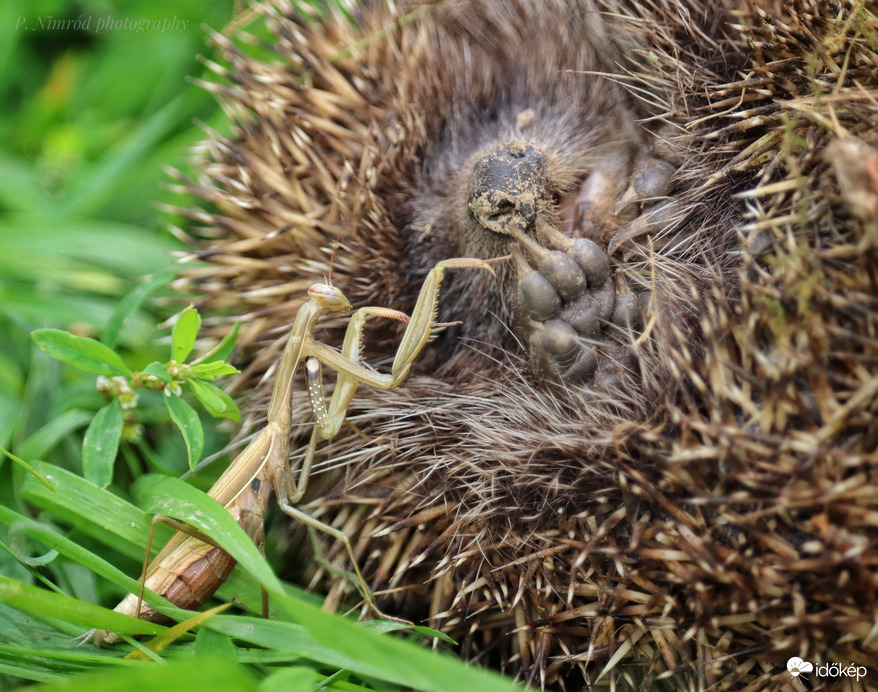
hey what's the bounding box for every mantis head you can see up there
[308,283,352,313]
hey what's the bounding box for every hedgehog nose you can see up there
[467,143,547,237]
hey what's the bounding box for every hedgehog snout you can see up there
[467,142,548,237]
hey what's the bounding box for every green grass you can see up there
[0,2,522,690]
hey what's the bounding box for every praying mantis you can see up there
[93,255,505,644]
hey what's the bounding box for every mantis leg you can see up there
[269,426,403,621]
[304,256,503,440]
[305,305,409,441]
[256,317,391,619]
[272,307,404,620]
[289,256,502,539]
[272,257,502,621]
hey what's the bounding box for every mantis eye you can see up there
[308,283,352,312]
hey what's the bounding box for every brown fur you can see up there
[174,0,878,688]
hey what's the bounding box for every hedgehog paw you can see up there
[570,147,680,255]
[519,239,624,382]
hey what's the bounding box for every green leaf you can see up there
[127,603,233,659]
[189,380,226,413]
[103,266,176,349]
[17,410,94,461]
[210,390,241,423]
[0,503,175,620]
[81,401,123,487]
[206,617,374,677]
[0,604,123,682]
[190,361,239,379]
[201,388,241,423]
[0,155,52,214]
[211,612,522,692]
[365,618,457,644]
[19,462,163,561]
[31,654,258,692]
[198,323,240,364]
[59,95,194,219]
[194,627,237,659]
[0,575,164,638]
[413,625,457,644]
[172,308,201,363]
[31,329,131,377]
[142,361,172,383]
[8,521,60,566]
[164,395,204,470]
[190,381,240,422]
[259,667,319,692]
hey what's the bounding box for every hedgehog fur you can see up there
[171,1,878,689]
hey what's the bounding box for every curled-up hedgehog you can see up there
[172,0,878,689]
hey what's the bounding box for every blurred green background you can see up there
[0,0,239,452]
[0,0,238,684]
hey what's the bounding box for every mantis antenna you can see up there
[326,226,345,287]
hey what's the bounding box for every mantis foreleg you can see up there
[268,257,504,619]
[305,257,497,439]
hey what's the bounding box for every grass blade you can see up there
[81,401,123,487]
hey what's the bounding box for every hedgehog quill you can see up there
[160,0,878,689]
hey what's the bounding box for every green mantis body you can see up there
[94,257,503,644]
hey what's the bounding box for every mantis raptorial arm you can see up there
[266,258,505,618]
[92,255,505,644]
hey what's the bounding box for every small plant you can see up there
[0,304,518,692]
[31,307,240,487]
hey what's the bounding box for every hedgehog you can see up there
[169,0,878,689]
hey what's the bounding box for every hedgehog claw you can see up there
[514,141,680,385]
[571,146,680,252]
[608,199,680,256]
